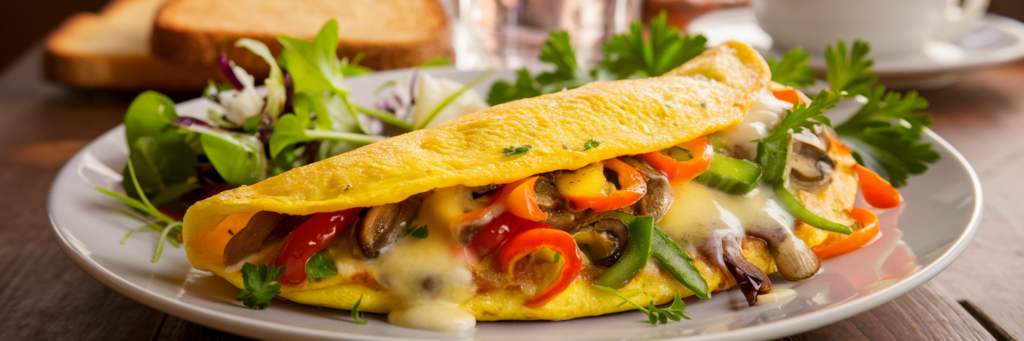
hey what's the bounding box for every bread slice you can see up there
[151,0,454,75]
[45,0,226,93]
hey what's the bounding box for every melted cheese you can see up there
[712,88,791,160]
[371,192,478,332]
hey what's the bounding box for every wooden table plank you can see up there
[923,63,1024,341]
[0,45,1001,340]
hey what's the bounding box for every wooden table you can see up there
[0,42,1018,340]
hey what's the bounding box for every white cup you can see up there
[752,0,989,57]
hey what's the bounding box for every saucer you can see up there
[687,7,1024,89]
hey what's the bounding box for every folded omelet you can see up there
[183,41,859,332]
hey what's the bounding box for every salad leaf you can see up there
[835,86,939,187]
[236,38,286,122]
[305,251,338,283]
[825,40,877,97]
[173,120,268,186]
[417,69,493,129]
[755,89,844,183]
[270,112,382,158]
[236,263,285,310]
[419,56,451,68]
[487,69,542,106]
[599,12,707,79]
[122,91,198,205]
[767,46,815,88]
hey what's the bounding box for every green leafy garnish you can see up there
[419,56,451,68]
[175,124,268,186]
[236,263,285,310]
[825,40,877,97]
[583,139,601,150]
[755,89,844,183]
[767,46,815,88]
[600,12,707,79]
[487,69,543,106]
[305,251,338,283]
[535,31,592,90]
[503,145,532,156]
[236,38,286,123]
[121,91,198,205]
[409,225,429,239]
[834,86,938,187]
[593,285,690,325]
[99,161,183,262]
[352,296,368,324]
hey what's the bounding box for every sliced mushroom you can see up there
[788,132,835,193]
[621,157,674,222]
[571,216,629,267]
[535,173,584,230]
[223,211,311,267]
[747,223,821,281]
[355,194,425,258]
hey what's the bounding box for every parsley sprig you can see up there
[305,251,339,283]
[767,46,814,88]
[825,41,877,97]
[755,90,843,183]
[594,285,690,325]
[487,11,708,106]
[834,87,938,187]
[236,263,285,310]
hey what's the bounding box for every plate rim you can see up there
[47,70,984,341]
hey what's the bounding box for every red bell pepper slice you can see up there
[496,226,582,308]
[813,207,880,259]
[274,207,362,285]
[563,158,647,212]
[642,137,713,184]
[468,212,529,258]
[854,164,901,209]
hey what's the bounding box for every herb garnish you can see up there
[767,46,815,88]
[593,285,690,325]
[236,263,285,310]
[305,251,338,283]
[409,225,429,239]
[352,296,368,324]
[600,12,707,79]
[503,145,532,156]
[583,139,601,150]
[98,161,183,263]
[825,40,877,97]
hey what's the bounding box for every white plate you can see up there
[49,69,982,340]
[688,8,1024,89]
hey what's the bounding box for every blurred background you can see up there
[10,0,1024,92]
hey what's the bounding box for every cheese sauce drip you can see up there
[713,88,791,160]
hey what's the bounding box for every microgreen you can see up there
[418,69,494,129]
[305,251,339,283]
[593,285,690,325]
[98,161,183,262]
[352,296,368,324]
[236,263,285,310]
[236,38,286,123]
[419,56,451,68]
[767,46,815,88]
[503,145,532,156]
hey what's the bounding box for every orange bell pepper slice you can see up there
[854,164,901,209]
[642,137,713,184]
[456,176,549,228]
[496,226,583,308]
[772,89,811,106]
[813,207,880,260]
[564,158,647,212]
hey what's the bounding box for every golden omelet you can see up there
[182,41,863,332]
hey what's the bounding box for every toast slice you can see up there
[44,0,226,93]
[151,0,454,75]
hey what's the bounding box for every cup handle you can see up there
[937,0,990,40]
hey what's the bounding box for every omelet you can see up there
[182,41,861,332]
